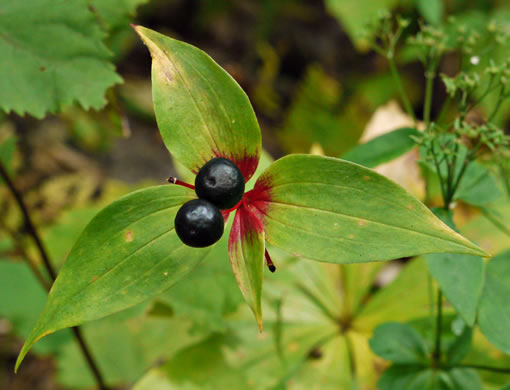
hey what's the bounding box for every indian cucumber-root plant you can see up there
[5,12,509,390]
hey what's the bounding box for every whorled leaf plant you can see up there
[15,25,488,371]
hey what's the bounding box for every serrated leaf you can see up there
[90,0,149,31]
[369,322,428,364]
[134,25,261,181]
[0,0,122,118]
[249,154,487,264]
[478,250,510,354]
[342,128,419,168]
[229,206,265,330]
[16,185,212,370]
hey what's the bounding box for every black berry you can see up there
[175,199,224,248]
[195,157,245,209]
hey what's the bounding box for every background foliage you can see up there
[1,0,509,389]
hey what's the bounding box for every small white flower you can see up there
[470,56,480,65]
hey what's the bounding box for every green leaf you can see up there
[90,0,149,31]
[455,162,503,206]
[416,0,444,25]
[378,367,482,390]
[224,255,432,389]
[378,367,444,390]
[369,322,428,364]
[342,128,419,168]
[16,185,212,370]
[325,0,401,50]
[0,261,73,355]
[57,304,204,388]
[447,368,483,390]
[159,230,243,334]
[425,209,485,326]
[426,253,484,326]
[249,154,487,264]
[133,335,250,390]
[355,258,432,329]
[228,206,265,330]
[478,249,510,354]
[134,26,261,181]
[0,0,122,118]
[447,326,473,364]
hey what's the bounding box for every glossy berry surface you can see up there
[195,157,245,209]
[175,199,224,248]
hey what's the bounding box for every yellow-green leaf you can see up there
[16,185,212,371]
[248,154,487,264]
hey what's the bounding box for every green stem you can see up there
[0,161,109,390]
[424,64,437,128]
[436,96,452,125]
[488,85,506,122]
[500,165,510,197]
[434,289,443,363]
[430,141,447,202]
[388,56,416,124]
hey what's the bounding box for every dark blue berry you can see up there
[175,199,224,247]
[195,157,245,209]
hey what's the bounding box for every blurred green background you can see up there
[1,0,510,389]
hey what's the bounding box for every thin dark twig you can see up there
[0,161,109,390]
[0,163,56,280]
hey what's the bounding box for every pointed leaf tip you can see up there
[133,25,261,181]
[252,154,488,264]
[229,207,265,330]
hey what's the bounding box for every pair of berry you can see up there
[173,157,245,248]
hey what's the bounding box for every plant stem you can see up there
[424,64,437,128]
[433,289,443,363]
[0,161,109,390]
[436,97,451,125]
[388,56,416,124]
[488,85,506,122]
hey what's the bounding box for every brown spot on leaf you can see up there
[125,230,134,242]
[363,176,371,181]
[39,66,46,72]
[288,342,299,352]
[358,220,366,227]
[407,204,415,210]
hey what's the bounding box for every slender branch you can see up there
[0,161,109,390]
[488,85,506,122]
[424,62,437,128]
[0,163,56,281]
[388,56,416,124]
[433,289,443,363]
[430,141,447,201]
